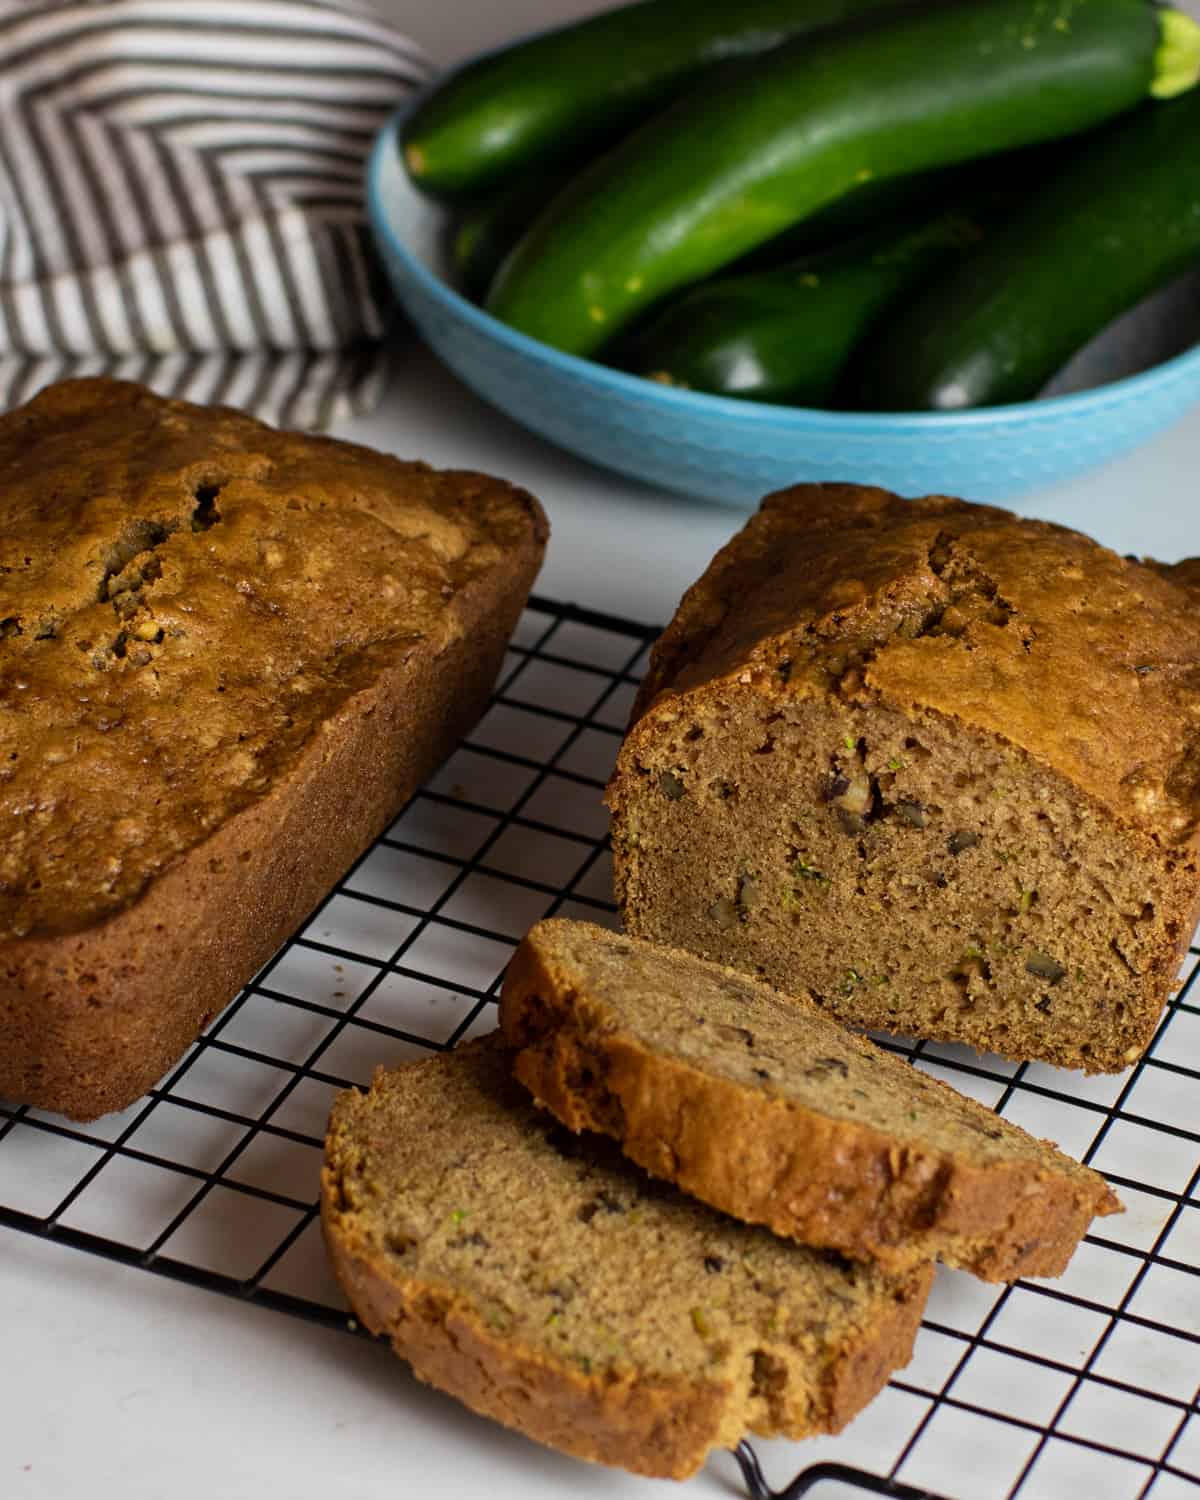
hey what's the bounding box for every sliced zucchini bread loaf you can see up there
[607,483,1200,1073]
[321,1033,931,1480]
[500,919,1120,1280]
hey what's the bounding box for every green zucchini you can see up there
[401,0,913,200]
[844,90,1200,409]
[622,210,984,405]
[455,157,947,305]
[454,138,1073,305]
[486,0,1200,358]
[730,134,1083,272]
[450,168,574,303]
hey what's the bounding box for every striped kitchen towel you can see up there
[0,0,430,427]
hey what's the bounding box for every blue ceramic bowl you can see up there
[368,112,1200,508]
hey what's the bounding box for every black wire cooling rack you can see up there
[2,595,1199,1500]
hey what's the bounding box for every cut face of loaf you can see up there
[500,919,1120,1280]
[607,484,1200,1074]
[321,1034,932,1481]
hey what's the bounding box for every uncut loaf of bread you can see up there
[0,379,547,1120]
[500,919,1120,1280]
[321,1033,932,1480]
[607,483,1200,1074]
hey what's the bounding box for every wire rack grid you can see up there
[2,595,1199,1500]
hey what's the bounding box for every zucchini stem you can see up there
[1152,8,1200,99]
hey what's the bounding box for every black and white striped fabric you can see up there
[0,0,429,427]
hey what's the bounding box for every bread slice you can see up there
[0,378,546,1119]
[321,1033,932,1480]
[606,483,1200,1073]
[500,919,1121,1280]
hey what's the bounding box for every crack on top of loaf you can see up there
[917,531,1016,641]
[750,525,1032,705]
[86,477,228,668]
[98,517,178,603]
[772,532,1026,701]
[96,470,226,606]
[873,530,1011,642]
[191,478,224,531]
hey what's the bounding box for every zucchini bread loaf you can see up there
[500,920,1119,1280]
[607,483,1200,1073]
[321,1033,931,1479]
[0,379,547,1119]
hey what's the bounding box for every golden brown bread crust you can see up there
[608,484,1200,1073]
[321,1215,733,1479]
[500,921,1119,1281]
[628,483,1200,850]
[320,1036,932,1480]
[0,379,547,1118]
[1147,556,1200,598]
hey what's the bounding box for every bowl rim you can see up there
[369,105,1200,432]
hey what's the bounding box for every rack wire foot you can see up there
[732,1444,947,1500]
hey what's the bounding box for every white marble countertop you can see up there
[3,4,1199,1499]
